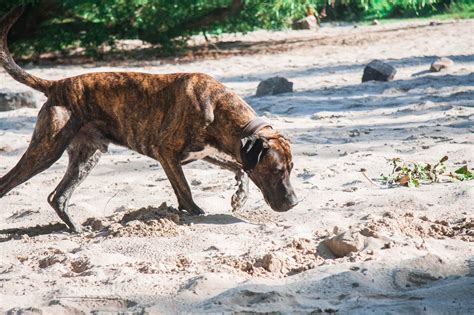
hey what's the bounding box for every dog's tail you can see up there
[0,6,53,94]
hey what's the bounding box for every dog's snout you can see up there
[270,189,298,212]
[283,191,298,210]
[287,192,298,207]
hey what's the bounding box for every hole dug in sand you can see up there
[17,247,93,277]
[391,253,465,290]
[82,202,183,237]
[215,213,473,279]
[214,238,325,278]
[22,211,472,284]
[322,212,473,259]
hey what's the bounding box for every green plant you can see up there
[450,165,473,181]
[379,156,472,187]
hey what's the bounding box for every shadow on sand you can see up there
[0,222,69,242]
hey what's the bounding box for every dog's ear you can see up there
[240,135,268,171]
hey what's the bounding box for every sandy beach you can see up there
[1,19,473,314]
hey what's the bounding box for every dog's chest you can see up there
[181,145,219,163]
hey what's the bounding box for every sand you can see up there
[0,19,473,314]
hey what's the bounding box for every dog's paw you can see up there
[231,192,248,212]
[179,203,205,216]
[68,222,83,234]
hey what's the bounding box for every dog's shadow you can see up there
[184,213,245,225]
[0,222,68,242]
[117,204,246,226]
[0,210,246,242]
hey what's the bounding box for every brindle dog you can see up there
[0,7,298,232]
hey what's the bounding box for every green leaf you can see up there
[408,178,419,188]
[454,165,473,181]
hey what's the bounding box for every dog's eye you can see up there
[273,167,283,174]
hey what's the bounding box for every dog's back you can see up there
[47,72,223,151]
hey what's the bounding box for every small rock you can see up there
[362,60,396,82]
[292,15,318,30]
[291,238,314,252]
[38,255,61,269]
[82,217,104,231]
[256,77,293,97]
[70,257,91,273]
[0,89,37,111]
[324,229,365,258]
[261,253,283,273]
[191,179,201,186]
[371,19,380,25]
[348,129,361,137]
[430,57,454,72]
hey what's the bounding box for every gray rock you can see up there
[362,60,396,82]
[256,76,293,97]
[430,57,454,72]
[0,89,36,111]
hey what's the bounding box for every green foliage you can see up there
[0,0,471,58]
[379,156,472,187]
[451,165,473,181]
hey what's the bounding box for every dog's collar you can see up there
[241,117,272,138]
[240,117,272,174]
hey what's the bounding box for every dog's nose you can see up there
[273,192,298,212]
[286,192,298,208]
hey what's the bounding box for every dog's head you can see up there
[240,132,298,212]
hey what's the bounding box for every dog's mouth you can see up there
[262,190,298,212]
[269,197,298,212]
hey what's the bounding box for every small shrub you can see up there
[379,156,472,187]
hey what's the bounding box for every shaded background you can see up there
[1,0,472,59]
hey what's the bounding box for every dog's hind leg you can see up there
[0,104,78,198]
[48,128,107,232]
[203,156,249,211]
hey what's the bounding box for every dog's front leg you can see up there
[203,156,249,211]
[160,158,204,215]
[231,169,249,211]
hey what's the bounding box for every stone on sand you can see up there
[292,15,318,30]
[362,60,396,82]
[324,229,365,258]
[430,57,454,72]
[0,89,36,111]
[261,253,283,273]
[256,77,293,97]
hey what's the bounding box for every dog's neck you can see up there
[224,116,273,166]
[213,93,273,164]
[241,117,272,138]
